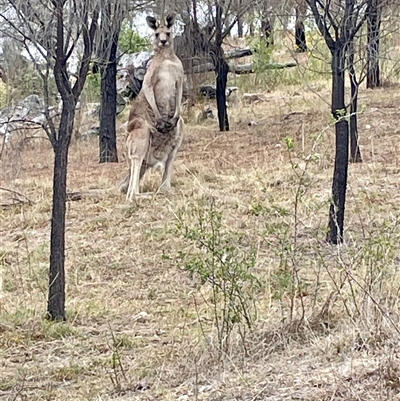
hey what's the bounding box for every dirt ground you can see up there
[2,61,400,400]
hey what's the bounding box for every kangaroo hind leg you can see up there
[160,117,184,192]
[126,124,151,201]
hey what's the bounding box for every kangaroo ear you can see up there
[165,13,176,28]
[146,16,159,30]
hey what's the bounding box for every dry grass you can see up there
[2,74,400,401]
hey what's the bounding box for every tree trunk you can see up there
[214,3,229,132]
[213,48,229,131]
[248,7,255,37]
[99,36,119,163]
[45,1,98,321]
[261,17,273,46]
[237,16,243,38]
[327,43,349,244]
[366,0,381,89]
[47,103,75,321]
[261,2,273,46]
[348,44,362,163]
[249,22,255,37]
[295,7,307,52]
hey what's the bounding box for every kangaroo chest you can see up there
[153,59,181,84]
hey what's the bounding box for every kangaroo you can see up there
[142,13,184,133]
[119,89,184,200]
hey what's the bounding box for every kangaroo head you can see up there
[146,13,176,49]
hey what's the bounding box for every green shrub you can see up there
[119,24,151,54]
[251,38,275,73]
[174,197,261,354]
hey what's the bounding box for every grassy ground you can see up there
[2,51,400,400]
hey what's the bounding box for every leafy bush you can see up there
[251,38,275,73]
[84,69,101,103]
[119,24,151,54]
[174,197,261,354]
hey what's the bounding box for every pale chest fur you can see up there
[144,57,184,117]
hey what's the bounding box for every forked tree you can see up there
[366,0,387,88]
[179,0,250,132]
[260,0,274,45]
[235,0,245,37]
[0,0,99,320]
[366,0,380,88]
[306,0,370,243]
[295,0,308,52]
[96,0,128,163]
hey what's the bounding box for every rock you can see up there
[197,106,216,122]
[199,84,238,99]
[116,93,126,115]
[0,94,47,142]
[117,52,153,99]
[133,311,150,323]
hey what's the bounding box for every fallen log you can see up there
[0,187,33,209]
[66,189,109,201]
[187,61,297,75]
[226,47,254,59]
[188,62,214,74]
[232,63,255,74]
[232,62,297,74]
[262,62,297,69]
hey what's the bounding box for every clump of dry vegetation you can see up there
[2,44,400,400]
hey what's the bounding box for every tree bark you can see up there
[295,7,307,52]
[348,44,362,163]
[261,3,273,46]
[215,54,229,131]
[248,6,255,37]
[327,43,349,244]
[237,16,243,37]
[99,35,119,163]
[213,2,229,132]
[249,22,255,37]
[47,102,75,321]
[366,0,381,89]
[47,2,98,321]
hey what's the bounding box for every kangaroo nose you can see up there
[160,39,167,45]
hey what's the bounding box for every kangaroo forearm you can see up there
[172,90,182,119]
[143,87,162,120]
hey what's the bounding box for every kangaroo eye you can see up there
[166,32,170,37]
[155,33,159,37]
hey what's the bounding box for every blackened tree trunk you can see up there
[48,102,75,320]
[327,42,349,244]
[295,7,307,52]
[237,0,244,38]
[366,0,381,89]
[348,44,362,163]
[215,52,229,131]
[261,17,273,46]
[187,0,249,131]
[260,2,273,46]
[237,16,243,37]
[99,36,119,163]
[213,2,229,132]
[307,0,366,244]
[47,4,98,321]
